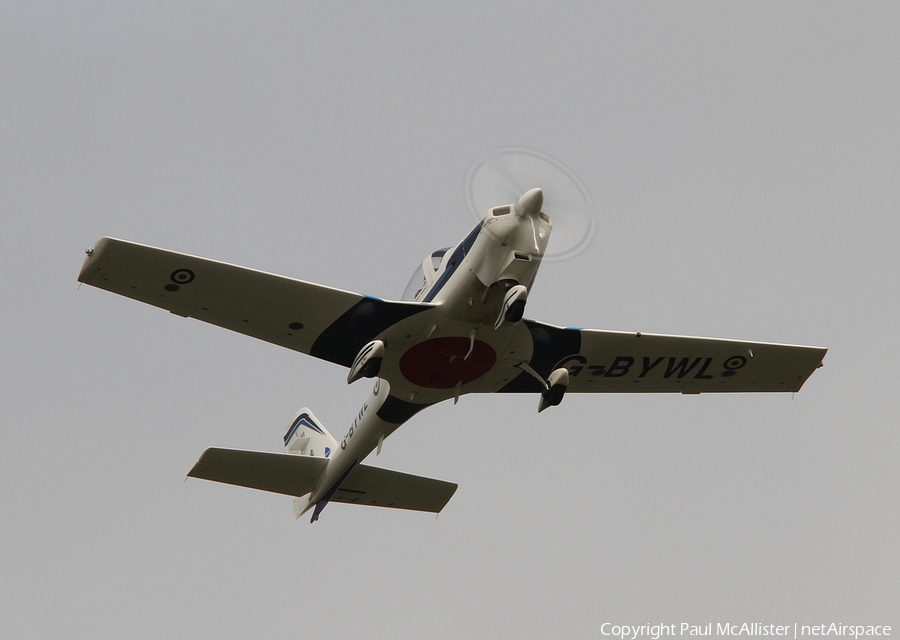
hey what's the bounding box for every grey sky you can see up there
[2,3,898,638]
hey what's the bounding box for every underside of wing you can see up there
[78,237,433,367]
[333,464,458,513]
[498,320,827,394]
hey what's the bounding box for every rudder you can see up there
[284,408,338,458]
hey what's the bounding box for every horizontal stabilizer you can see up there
[188,447,328,496]
[188,447,457,514]
[333,464,457,513]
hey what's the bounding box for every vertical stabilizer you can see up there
[284,408,338,459]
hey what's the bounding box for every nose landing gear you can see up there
[495,284,528,329]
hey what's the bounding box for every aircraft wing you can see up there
[499,320,827,394]
[188,448,457,513]
[78,237,432,367]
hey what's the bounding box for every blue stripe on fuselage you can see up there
[422,221,483,303]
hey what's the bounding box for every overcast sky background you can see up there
[3,3,898,638]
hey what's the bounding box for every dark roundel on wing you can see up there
[722,355,747,377]
[170,268,195,284]
[399,337,497,389]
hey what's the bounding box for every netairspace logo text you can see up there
[600,623,892,640]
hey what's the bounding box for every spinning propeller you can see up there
[465,146,596,261]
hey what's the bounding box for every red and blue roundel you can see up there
[399,337,496,389]
[170,269,195,284]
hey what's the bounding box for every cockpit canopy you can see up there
[401,247,451,301]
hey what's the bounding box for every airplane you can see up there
[77,188,827,522]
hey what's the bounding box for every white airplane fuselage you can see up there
[303,189,552,519]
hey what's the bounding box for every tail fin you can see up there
[284,408,338,458]
[188,407,458,521]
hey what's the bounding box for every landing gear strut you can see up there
[516,362,570,413]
